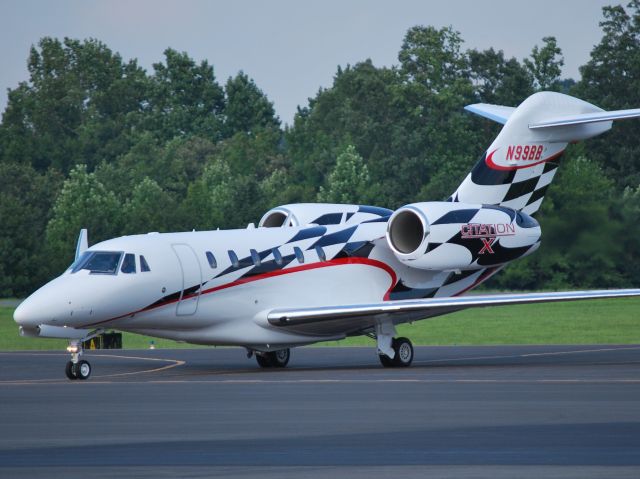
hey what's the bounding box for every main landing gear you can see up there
[375,321,414,368]
[255,348,290,368]
[378,337,414,368]
[65,340,92,380]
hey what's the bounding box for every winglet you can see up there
[464,103,516,125]
[75,229,88,260]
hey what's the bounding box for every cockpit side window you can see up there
[121,253,136,274]
[140,255,151,272]
[72,251,123,274]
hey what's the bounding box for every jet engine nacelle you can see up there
[259,203,392,228]
[386,202,541,271]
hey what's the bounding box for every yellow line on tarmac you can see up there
[0,352,185,384]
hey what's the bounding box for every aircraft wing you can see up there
[267,289,640,336]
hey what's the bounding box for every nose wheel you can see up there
[65,359,92,380]
[64,340,92,380]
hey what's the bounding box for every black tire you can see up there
[391,337,413,367]
[378,354,394,367]
[270,349,290,368]
[73,360,92,380]
[65,361,77,380]
[256,354,273,368]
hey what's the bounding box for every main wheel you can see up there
[270,349,290,368]
[73,360,92,380]
[65,361,77,380]
[391,337,413,367]
[256,354,273,368]
[378,354,394,367]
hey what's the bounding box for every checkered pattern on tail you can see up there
[451,151,562,215]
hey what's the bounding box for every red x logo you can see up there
[479,238,496,254]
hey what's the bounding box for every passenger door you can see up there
[171,244,202,316]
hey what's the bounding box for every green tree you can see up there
[0,163,62,296]
[573,1,640,188]
[491,156,624,290]
[0,37,148,173]
[524,36,564,91]
[615,184,640,286]
[224,72,280,135]
[147,48,225,141]
[398,25,469,93]
[46,165,123,273]
[317,145,371,203]
[124,177,178,234]
[468,48,533,105]
[182,158,262,230]
[213,127,286,179]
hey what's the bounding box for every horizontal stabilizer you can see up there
[529,108,640,129]
[464,103,516,124]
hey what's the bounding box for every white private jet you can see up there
[14,91,640,380]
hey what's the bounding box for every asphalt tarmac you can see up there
[1,345,640,478]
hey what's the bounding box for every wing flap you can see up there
[268,289,640,327]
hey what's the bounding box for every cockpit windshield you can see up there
[70,251,123,274]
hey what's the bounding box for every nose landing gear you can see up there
[64,340,92,380]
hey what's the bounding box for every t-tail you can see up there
[452,92,640,215]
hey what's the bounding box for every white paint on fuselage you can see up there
[18,223,411,346]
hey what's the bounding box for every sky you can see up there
[0,0,618,125]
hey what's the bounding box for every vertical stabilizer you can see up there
[452,92,614,215]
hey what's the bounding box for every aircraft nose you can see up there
[13,279,72,327]
[13,298,39,327]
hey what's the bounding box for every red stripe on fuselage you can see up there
[78,257,398,328]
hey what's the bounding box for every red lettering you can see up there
[505,145,546,162]
[505,224,515,234]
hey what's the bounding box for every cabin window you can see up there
[315,245,326,262]
[140,255,151,272]
[121,253,136,274]
[250,249,261,266]
[228,250,240,268]
[294,246,305,264]
[206,251,217,269]
[72,251,123,275]
[272,247,283,266]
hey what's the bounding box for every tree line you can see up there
[1,2,639,296]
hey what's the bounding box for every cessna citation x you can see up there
[14,92,640,380]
